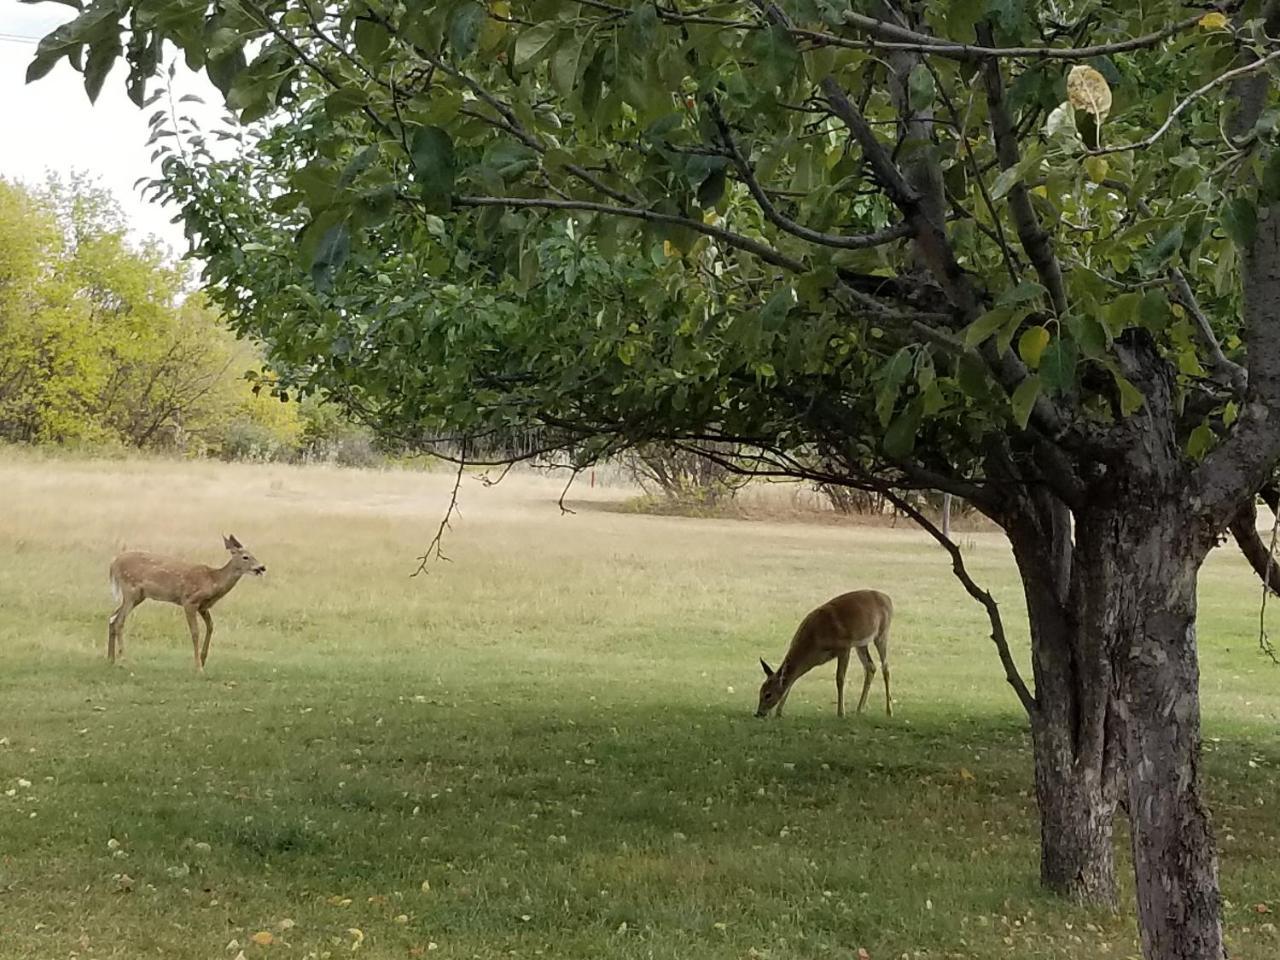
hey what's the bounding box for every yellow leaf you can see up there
[1018,325,1051,369]
[1066,65,1112,119]
[395,915,410,924]
[1198,12,1229,30]
[250,931,275,946]
[958,767,977,782]
[662,240,675,257]
[347,928,365,951]
[420,880,431,894]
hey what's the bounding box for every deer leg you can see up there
[183,606,204,673]
[108,596,137,664]
[855,644,876,714]
[199,609,214,667]
[835,650,850,718]
[874,627,892,717]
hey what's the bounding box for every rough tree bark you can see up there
[1004,491,1120,905]
[1076,495,1223,960]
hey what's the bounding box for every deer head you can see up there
[223,534,267,576]
[755,658,787,717]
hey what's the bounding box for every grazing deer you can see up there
[108,535,266,671]
[756,590,893,718]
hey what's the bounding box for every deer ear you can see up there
[760,658,774,678]
[224,534,242,550]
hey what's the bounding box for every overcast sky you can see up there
[1,4,223,256]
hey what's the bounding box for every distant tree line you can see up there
[0,175,374,465]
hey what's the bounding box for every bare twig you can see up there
[833,8,1233,61]
[557,468,581,515]
[1089,49,1280,157]
[478,461,517,487]
[412,446,466,576]
[1258,497,1280,663]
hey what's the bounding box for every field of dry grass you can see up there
[1,449,1278,959]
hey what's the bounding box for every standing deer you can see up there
[755,590,893,718]
[108,534,266,671]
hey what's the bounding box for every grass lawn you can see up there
[1,451,1278,960]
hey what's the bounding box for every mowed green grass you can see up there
[1,452,1278,960]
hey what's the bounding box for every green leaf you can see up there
[1011,375,1041,429]
[907,62,935,113]
[354,19,391,62]
[997,280,1047,307]
[482,142,539,181]
[1018,325,1051,368]
[1262,149,1280,205]
[325,86,369,118]
[1114,372,1145,415]
[1220,196,1257,249]
[1139,224,1184,276]
[748,23,799,91]
[310,221,350,292]
[409,126,457,202]
[1040,335,1078,393]
[697,168,727,208]
[551,34,586,98]
[876,347,914,428]
[883,399,923,459]
[759,286,796,331]
[448,3,486,61]
[1138,289,1170,333]
[990,165,1022,201]
[1186,422,1216,460]
[514,23,557,71]
[84,34,122,104]
[26,53,60,84]
[1102,291,1141,336]
[964,306,1014,348]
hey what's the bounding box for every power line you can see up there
[0,32,41,45]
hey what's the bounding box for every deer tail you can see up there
[109,570,122,605]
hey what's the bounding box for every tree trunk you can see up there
[1076,503,1224,960]
[1006,495,1120,906]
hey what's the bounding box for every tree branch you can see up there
[977,25,1068,316]
[1197,203,1280,525]
[1168,268,1248,393]
[878,486,1038,716]
[1089,49,1280,157]
[454,195,805,272]
[835,8,1233,62]
[707,98,913,250]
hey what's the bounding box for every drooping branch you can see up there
[878,486,1038,716]
[412,442,465,576]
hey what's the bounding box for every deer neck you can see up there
[211,560,245,597]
